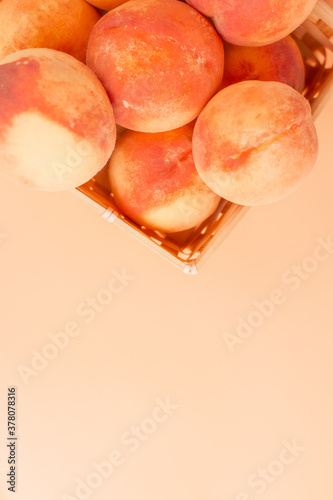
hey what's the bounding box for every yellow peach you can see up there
[192,81,318,206]
[185,0,317,46]
[221,36,305,93]
[109,123,221,232]
[0,0,100,63]
[87,0,224,132]
[0,48,116,191]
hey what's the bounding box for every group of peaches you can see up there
[0,0,319,233]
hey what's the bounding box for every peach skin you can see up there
[86,0,224,132]
[192,81,318,206]
[221,36,305,93]
[0,0,101,63]
[185,0,317,46]
[84,0,129,10]
[0,48,116,191]
[108,123,221,233]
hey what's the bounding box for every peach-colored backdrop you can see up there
[1,93,333,500]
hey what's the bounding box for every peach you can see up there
[108,123,221,233]
[185,0,317,46]
[84,0,129,11]
[0,48,116,191]
[192,81,318,206]
[86,0,224,133]
[221,36,305,93]
[0,0,101,63]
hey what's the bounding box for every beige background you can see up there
[1,93,333,500]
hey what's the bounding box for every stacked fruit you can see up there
[0,0,318,233]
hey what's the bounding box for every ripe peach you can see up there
[192,81,318,206]
[0,48,116,191]
[0,0,101,63]
[221,36,305,93]
[108,123,221,233]
[86,0,224,133]
[84,0,129,11]
[185,0,317,46]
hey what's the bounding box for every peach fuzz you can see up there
[84,0,129,11]
[86,0,224,133]
[185,0,317,46]
[0,0,101,63]
[0,48,116,191]
[192,81,318,206]
[221,36,305,93]
[108,124,221,233]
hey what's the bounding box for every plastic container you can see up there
[74,0,333,274]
